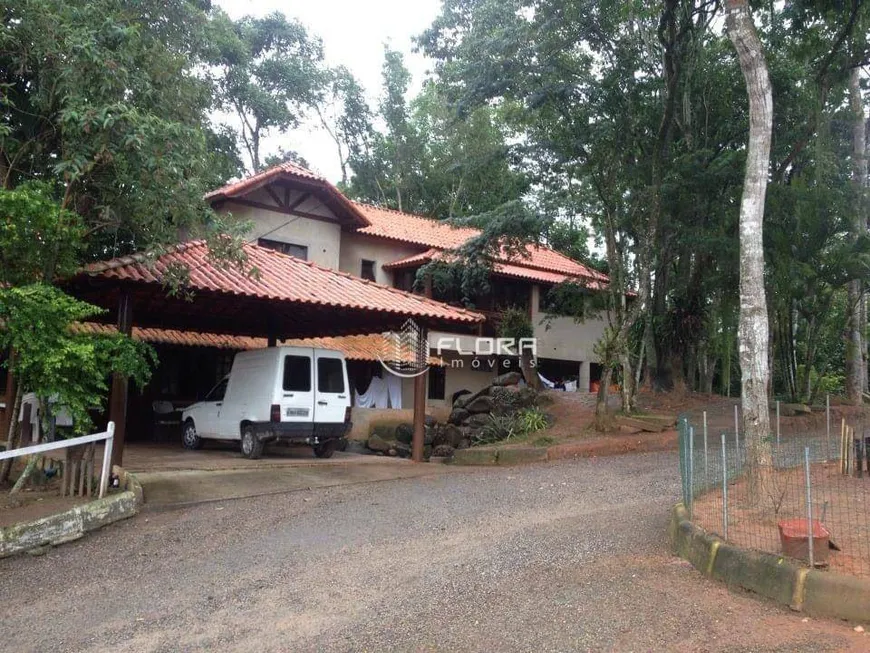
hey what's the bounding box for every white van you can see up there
[181,346,352,459]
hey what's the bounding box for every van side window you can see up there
[283,355,311,392]
[317,358,345,393]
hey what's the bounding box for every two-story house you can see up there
[205,162,609,410]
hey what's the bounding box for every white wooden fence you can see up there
[0,422,115,498]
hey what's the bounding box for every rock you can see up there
[456,385,490,409]
[781,403,811,415]
[457,438,471,450]
[367,434,394,452]
[425,415,437,427]
[465,413,491,428]
[452,389,472,406]
[423,445,432,460]
[432,444,455,457]
[779,404,798,417]
[465,395,494,414]
[395,442,411,457]
[344,439,369,455]
[370,424,396,441]
[424,425,435,446]
[449,408,470,425]
[395,423,414,444]
[492,371,522,386]
[443,424,463,447]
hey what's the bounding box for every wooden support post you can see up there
[412,371,426,462]
[1,356,16,444]
[108,292,132,467]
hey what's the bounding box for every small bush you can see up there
[472,413,524,445]
[517,408,549,433]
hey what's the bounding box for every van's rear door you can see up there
[314,350,349,424]
[280,350,314,429]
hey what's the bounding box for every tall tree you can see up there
[725,0,774,470]
[846,66,868,403]
[217,12,327,172]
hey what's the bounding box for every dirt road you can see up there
[0,453,865,652]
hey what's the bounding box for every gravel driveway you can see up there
[0,452,865,652]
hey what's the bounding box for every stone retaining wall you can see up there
[0,465,142,558]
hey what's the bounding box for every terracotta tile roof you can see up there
[383,246,607,288]
[354,202,478,249]
[82,241,483,325]
[206,162,370,227]
[75,324,443,363]
[354,202,607,284]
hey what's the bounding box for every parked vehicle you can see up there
[181,346,352,459]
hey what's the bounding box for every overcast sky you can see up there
[215,0,442,182]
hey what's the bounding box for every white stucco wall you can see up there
[530,284,607,363]
[338,233,422,285]
[217,187,342,269]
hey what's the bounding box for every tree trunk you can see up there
[847,67,867,404]
[726,0,774,475]
[595,365,613,429]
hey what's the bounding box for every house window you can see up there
[428,366,446,401]
[394,269,416,292]
[361,259,376,281]
[258,238,308,260]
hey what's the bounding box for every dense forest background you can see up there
[1,0,868,412]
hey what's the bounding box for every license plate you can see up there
[285,407,309,417]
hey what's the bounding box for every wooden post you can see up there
[267,333,277,347]
[412,371,426,462]
[0,355,16,443]
[108,292,132,467]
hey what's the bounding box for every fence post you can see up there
[734,404,740,468]
[721,432,728,540]
[703,411,709,489]
[826,394,831,461]
[688,426,694,519]
[99,422,115,499]
[804,446,814,568]
[776,400,780,445]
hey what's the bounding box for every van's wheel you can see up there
[240,425,264,459]
[182,419,202,450]
[313,440,336,459]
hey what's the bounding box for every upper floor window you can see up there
[258,238,308,260]
[361,259,376,281]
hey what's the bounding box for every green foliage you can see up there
[517,408,549,433]
[346,49,528,218]
[471,407,550,446]
[472,413,525,445]
[497,306,534,341]
[0,285,154,433]
[216,11,328,172]
[0,0,241,260]
[0,183,84,284]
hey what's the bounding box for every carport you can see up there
[64,240,483,465]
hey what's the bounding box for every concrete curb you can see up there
[451,447,547,466]
[450,431,679,467]
[0,466,142,558]
[669,503,870,622]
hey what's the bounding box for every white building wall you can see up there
[530,284,607,363]
[216,187,343,269]
[338,233,422,285]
